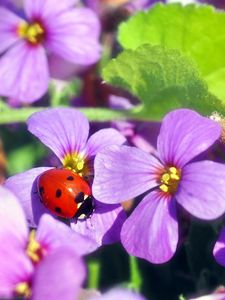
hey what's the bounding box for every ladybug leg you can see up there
[74,196,95,220]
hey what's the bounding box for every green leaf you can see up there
[103,44,223,120]
[118,3,225,101]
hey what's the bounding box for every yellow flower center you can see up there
[14,282,31,298]
[159,166,181,194]
[17,22,45,44]
[63,152,91,178]
[26,230,45,263]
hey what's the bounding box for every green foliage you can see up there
[119,3,225,101]
[49,79,81,107]
[7,142,46,175]
[103,44,223,120]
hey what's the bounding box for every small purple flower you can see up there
[0,0,101,103]
[213,227,225,267]
[5,108,126,247]
[0,186,86,300]
[93,109,225,263]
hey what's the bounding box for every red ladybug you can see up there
[37,168,94,220]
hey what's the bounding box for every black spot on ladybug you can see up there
[39,186,44,195]
[75,192,84,203]
[67,176,74,181]
[55,207,62,213]
[55,189,62,198]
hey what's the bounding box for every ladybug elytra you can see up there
[37,169,94,220]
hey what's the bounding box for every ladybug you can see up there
[37,168,95,220]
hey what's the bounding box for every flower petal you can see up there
[213,227,225,267]
[0,248,33,298]
[27,108,90,161]
[0,186,28,248]
[5,167,52,227]
[93,145,162,204]
[0,41,49,103]
[121,191,178,264]
[85,128,126,158]
[24,0,78,19]
[0,7,22,53]
[90,288,146,300]
[176,161,225,220]
[36,214,98,255]
[48,53,86,80]
[71,200,126,246]
[157,109,221,168]
[32,248,85,300]
[46,8,101,65]
[0,189,32,298]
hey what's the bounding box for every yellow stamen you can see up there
[159,166,181,194]
[63,152,90,177]
[14,282,31,298]
[17,22,44,44]
[26,230,44,263]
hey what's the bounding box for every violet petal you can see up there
[213,227,225,267]
[27,108,89,161]
[121,191,178,264]
[176,161,225,220]
[157,109,221,168]
[36,214,98,255]
[0,41,49,103]
[0,186,28,248]
[46,8,101,65]
[93,145,162,204]
[24,0,78,19]
[0,7,22,54]
[71,200,126,246]
[32,248,85,300]
[5,167,52,227]
[85,128,126,158]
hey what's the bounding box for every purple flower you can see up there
[0,0,101,103]
[93,109,225,263]
[0,186,86,300]
[0,0,22,10]
[213,227,225,266]
[5,108,126,247]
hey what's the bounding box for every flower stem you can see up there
[128,255,142,292]
[87,259,101,289]
[0,106,130,124]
